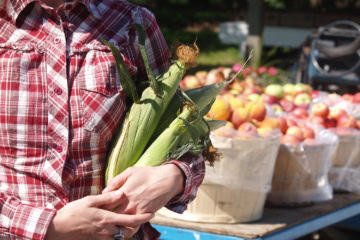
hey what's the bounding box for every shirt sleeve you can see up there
[164,153,206,213]
[0,193,56,240]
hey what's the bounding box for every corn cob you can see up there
[104,26,199,184]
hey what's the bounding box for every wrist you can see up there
[166,164,185,196]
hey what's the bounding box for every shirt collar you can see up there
[6,0,95,23]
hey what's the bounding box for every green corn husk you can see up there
[105,26,199,184]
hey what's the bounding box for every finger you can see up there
[118,225,141,239]
[106,211,154,226]
[86,190,123,207]
[102,167,134,193]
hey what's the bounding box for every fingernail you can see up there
[102,187,108,193]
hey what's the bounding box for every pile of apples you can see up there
[308,103,360,130]
[341,93,360,103]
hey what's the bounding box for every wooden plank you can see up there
[151,193,360,239]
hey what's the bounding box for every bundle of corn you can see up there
[104,25,248,185]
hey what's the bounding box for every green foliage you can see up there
[264,0,286,9]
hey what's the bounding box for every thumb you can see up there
[103,167,134,193]
[86,190,123,207]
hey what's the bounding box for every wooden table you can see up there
[151,193,360,240]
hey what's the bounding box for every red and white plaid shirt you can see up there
[0,0,205,239]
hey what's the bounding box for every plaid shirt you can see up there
[0,0,205,239]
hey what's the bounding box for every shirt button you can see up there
[49,90,55,97]
[56,146,63,153]
[54,37,61,44]
[55,88,63,95]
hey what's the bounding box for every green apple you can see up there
[283,83,296,96]
[247,93,261,102]
[265,84,284,98]
[294,93,311,106]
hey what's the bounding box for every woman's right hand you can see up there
[45,191,154,240]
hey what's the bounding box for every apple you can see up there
[293,107,309,119]
[311,90,320,99]
[342,94,354,102]
[286,126,304,141]
[356,120,360,129]
[183,75,201,89]
[231,107,250,128]
[311,103,329,119]
[207,96,231,121]
[281,135,301,144]
[244,86,262,95]
[307,116,325,127]
[294,93,312,107]
[232,63,243,73]
[279,99,296,112]
[206,69,225,85]
[265,84,284,99]
[228,96,245,110]
[301,126,315,139]
[328,108,347,121]
[285,117,298,127]
[231,81,244,93]
[284,95,295,102]
[294,83,311,95]
[262,94,279,104]
[246,102,267,121]
[194,71,208,85]
[247,93,261,102]
[337,115,357,128]
[258,66,267,74]
[214,126,237,138]
[304,138,318,145]
[271,104,284,115]
[283,83,296,96]
[324,119,337,129]
[257,127,273,137]
[353,93,360,103]
[261,117,281,130]
[278,117,289,134]
[236,122,258,139]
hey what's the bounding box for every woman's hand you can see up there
[45,191,154,240]
[102,164,185,215]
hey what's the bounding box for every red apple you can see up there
[328,108,347,121]
[281,134,301,144]
[293,107,309,119]
[279,99,296,112]
[324,119,337,129]
[357,120,360,130]
[262,94,279,104]
[183,75,201,89]
[311,90,320,99]
[278,117,289,134]
[301,126,315,139]
[337,115,357,128]
[285,117,298,127]
[342,94,354,102]
[307,116,325,127]
[311,103,329,119]
[353,93,360,103]
[286,126,304,141]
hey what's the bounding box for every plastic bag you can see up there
[328,128,360,192]
[267,129,339,206]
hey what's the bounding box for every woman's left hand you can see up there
[102,164,185,215]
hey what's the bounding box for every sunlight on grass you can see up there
[198,48,244,66]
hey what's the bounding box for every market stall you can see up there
[152,65,360,240]
[152,193,360,240]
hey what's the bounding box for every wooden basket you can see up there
[158,135,280,223]
[268,143,334,206]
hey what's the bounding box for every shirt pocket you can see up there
[77,45,128,139]
[0,42,48,157]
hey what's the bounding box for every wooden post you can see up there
[247,0,264,68]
